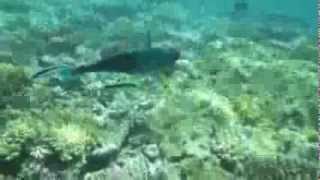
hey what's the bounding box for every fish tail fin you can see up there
[31,64,73,79]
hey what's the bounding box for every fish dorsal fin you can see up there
[100,41,128,59]
[146,30,151,49]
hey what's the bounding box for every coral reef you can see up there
[151,2,189,24]
[0,63,30,97]
[0,0,317,179]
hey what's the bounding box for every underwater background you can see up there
[0,0,318,179]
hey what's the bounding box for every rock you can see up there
[82,144,120,173]
[138,100,154,111]
[149,159,168,180]
[108,110,129,120]
[208,40,224,49]
[51,86,67,97]
[92,102,106,115]
[108,163,131,180]
[175,59,192,71]
[90,144,119,160]
[38,55,54,66]
[0,51,14,64]
[143,144,160,161]
[183,137,211,160]
[160,142,184,160]
[175,59,198,78]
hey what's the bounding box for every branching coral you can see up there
[147,81,239,170]
[0,115,47,163]
[233,94,275,127]
[0,107,103,174]
[0,63,31,97]
[0,139,20,161]
[153,82,236,127]
[145,27,317,179]
[50,124,96,162]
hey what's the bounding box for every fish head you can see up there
[163,47,180,62]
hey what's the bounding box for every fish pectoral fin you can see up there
[104,82,138,89]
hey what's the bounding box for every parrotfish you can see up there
[32,32,180,79]
[71,47,180,75]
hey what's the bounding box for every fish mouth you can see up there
[169,48,181,61]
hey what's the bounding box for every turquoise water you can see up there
[0,0,318,179]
